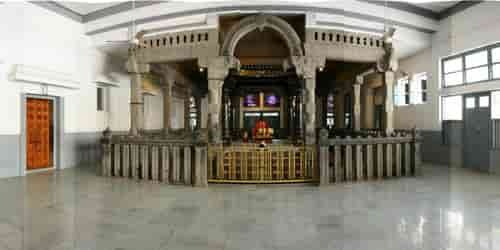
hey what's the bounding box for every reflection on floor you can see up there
[1,165,500,250]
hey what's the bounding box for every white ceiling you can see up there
[57,1,460,16]
[58,1,122,15]
[408,1,458,13]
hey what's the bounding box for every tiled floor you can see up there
[1,165,500,250]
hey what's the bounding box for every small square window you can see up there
[493,64,500,79]
[479,96,489,108]
[492,47,500,63]
[466,97,475,109]
[466,66,488,83]
[444,72,463,86]
[465,50,487,68]
[444,57,462,73]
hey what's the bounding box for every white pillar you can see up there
[384,71,395,134]
[304,77,316,144]
[208,79,224,143]
[362,86,375,129]
[353,83,361,131]
[162,82,172,134]
[126,57,149,136]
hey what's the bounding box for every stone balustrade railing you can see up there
[100,134,208,187]
[318,129,422,185]
[307,29,384,49]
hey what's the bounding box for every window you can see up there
[465,50,488,82]
[492,47,500,79]
[479,96,490,108]
[97,87,104,111]
[395,76,409,106]
[395,73,427,106]
[492,91,500,119]
[411,73,427,104]
[442,95,462,120]
[442,43,500,87]
[465,97,475,109]
[443,57,463,86]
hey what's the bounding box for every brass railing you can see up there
[208,144,317,183]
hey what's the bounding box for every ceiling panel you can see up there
[57,1,121,15]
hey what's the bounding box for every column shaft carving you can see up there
[353,83,361,131]
[162,81,172,134]
[384,71,395,134]
[304,78,316,144]
[126,55,149,136]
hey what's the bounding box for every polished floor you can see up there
[1,165,500,250]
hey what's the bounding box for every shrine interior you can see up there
[2,1,500,250]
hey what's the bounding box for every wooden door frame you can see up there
[20,94,63,176]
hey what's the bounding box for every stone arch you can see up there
[221,14,304,57]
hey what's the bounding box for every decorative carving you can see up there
[221,14,304,57]
[290,56,325,79]
[376,27,398,73]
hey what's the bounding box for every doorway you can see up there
[463,92,491,172]
[26,98,54,170]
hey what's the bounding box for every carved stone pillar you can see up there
[208,79,224,143]
[384,71,395,134]
[353,83,362,131]
[195,95,202,130]
[199,56,240,143]
[184,89,192,131]
[304,78,316,144]
[223,88,231,140]
[362,85,375,129]
[126,56,149,136]
[162,81,172,134]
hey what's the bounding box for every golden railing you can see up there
[208,144,317,183]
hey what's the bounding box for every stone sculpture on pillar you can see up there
[376,27,398,135]
[126,49,150,136]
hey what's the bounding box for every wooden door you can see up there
[27,98,52,170]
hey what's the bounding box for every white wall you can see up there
[0,2,130,177]
[395,1,500,131]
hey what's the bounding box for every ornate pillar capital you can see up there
[198,56,240,80]
[287,56,325,79]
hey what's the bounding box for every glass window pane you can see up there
[479,96,489,108]
[442,96,463,120]
[466,66,488,82]
[466,97,475,109]
[444,72,463,86]
[465,50,487,68]
[492,91,500,119]
[444,57,462,73]
[492,47,500,63]
[493,64,500,79]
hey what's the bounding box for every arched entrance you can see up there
[218,15,306,143]
[220,14,304,58]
